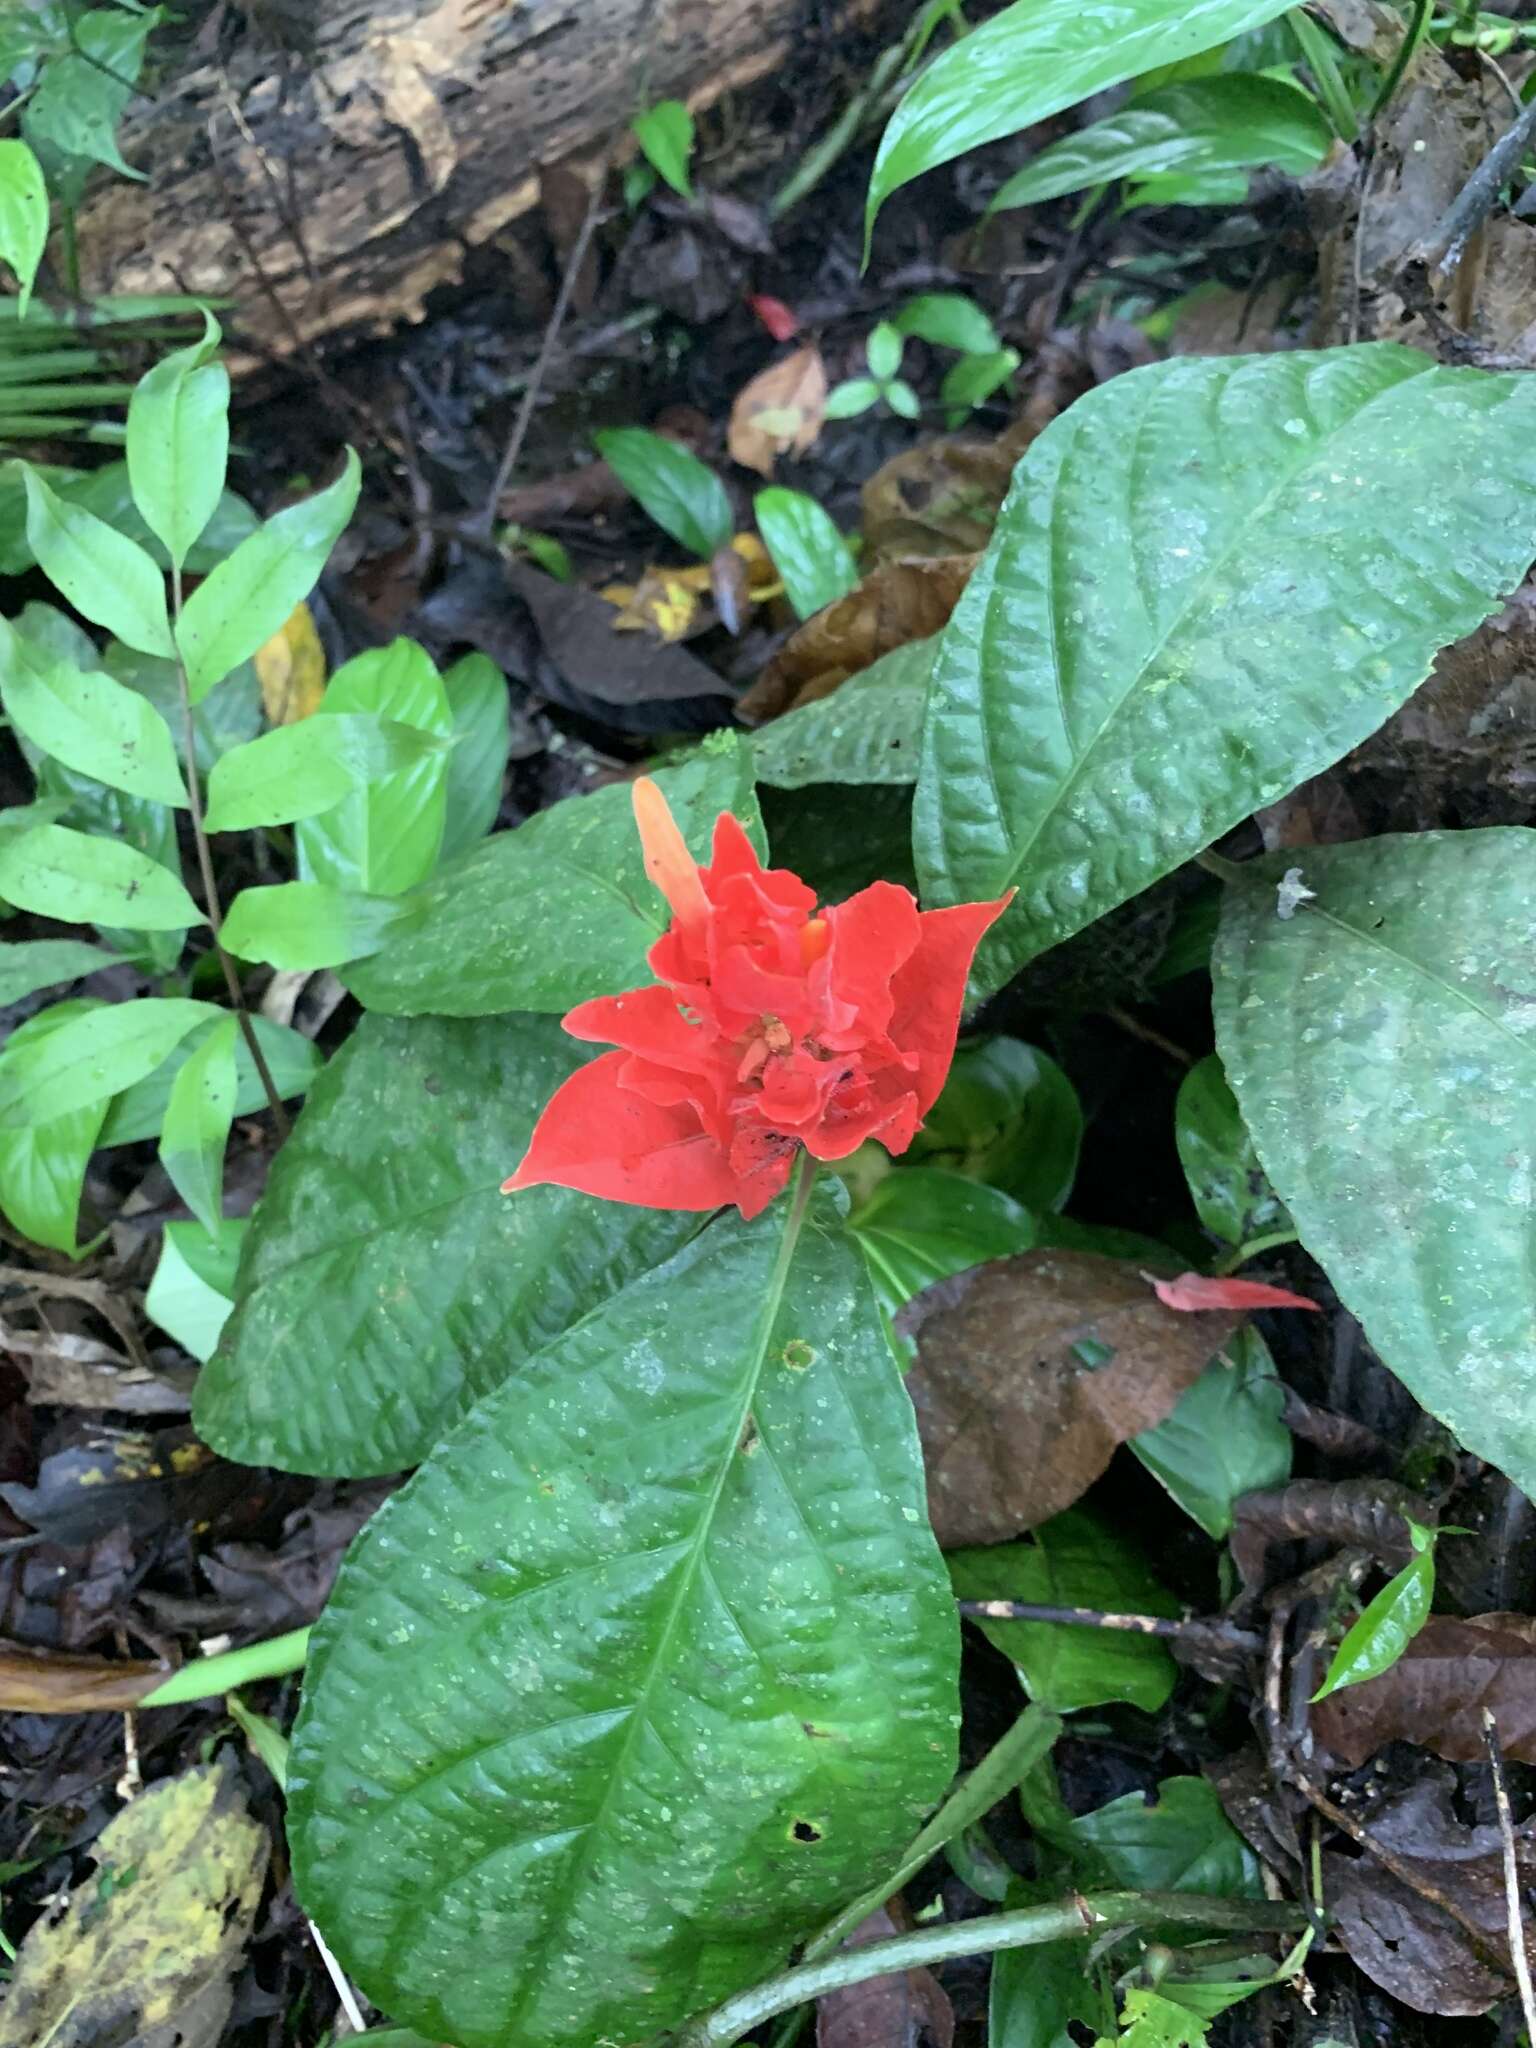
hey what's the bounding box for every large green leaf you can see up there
[1129,1327,1291,1539]
[194,1012,701,1475]
[0,1001,109,1257]
[748,638,932,791]
[865,0,1296,245]
[125,311,231,573]
[1213,829,1536,1499]
[343,735,764,1016]
[914,346,1536,999]
[288,1185,956,2048]
[851,1166,1036,1322]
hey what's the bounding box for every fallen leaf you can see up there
[602,568,707,642]
[254,602,326,725]
[200,1483,394,1631]
[2,1756,269,2048]
[861,436,1014,560]
[816,1904,954,2048]
[0,1642,163,1712]
[1150,1273,1321,1314]
[1229,1478,1433,1596]
[0,1425,221,1546]
[898,1250,1242,1548]
[749,293,800,341]
[1312,1611,1536,1767]
[740,553,975,723]
[728,345,828,476]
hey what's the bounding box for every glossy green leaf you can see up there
[989,74,1330,215]
[865,0,1296,244]
[1121,167,1250,209]
[631,99,693,198]
[824,378,881,420]
[1312,1523,1435,1702]
[892,293,1001,354]
[916,346,1536,999]
[0,1001,109,1256]
[950,1506,1178,1711]
[23,7,151,182]
[343,735,763,1015]
[203,712,449,832]
[1070,1776,1262,1897]
[0,618,187,806]
[146,1216,245,1362]
[0,822,201,930]
[125,311,231,570]
[1213,830,1536,1500]
[22,463,174,658]
[99,1014,320,1146]
[0,995,215,1128]
[158,1013,237,1234]
[176,451,361,700]
[754,488,860,620]
[295,640,452,893]
[439,652,510,859]
[0,938,120,1007]
[851,1165,1036,1319]
[195,1011,702,1474]
[910,1034,1082,1211]
[593,427,732,558]
[1129,1327,1291,1538]
[0,141,48,315]
[287,1185,957,2048]
[220,881,410,971]
[991,1915,1095,2048]
[750,638,931,790]
[1175,1052,1289,1249]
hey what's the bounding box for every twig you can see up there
[0,1263,151,1372]
[308,1917,367,2035]
[1411,94,1536,276]
[1105,1006,1192,1068]
[959,1601,1263,1652]
[1483,1707,1536,2040]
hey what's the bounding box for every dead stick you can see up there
[1483,1707,1536,2037]
[958,1601,1263,1651]
[1411,95,1536,274]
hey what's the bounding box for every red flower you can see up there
[502,778,1010,1218]
[746,294,800,342]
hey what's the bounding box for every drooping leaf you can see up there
[439,651,510,859]
[1175,1052,1290,1250]
[594,427,733,558]
[940,348,1021,426]
[194,1012,703,1474]
[203,711,449,832]
[176,452,361,700]
[125,310,231,570]
[749,637,932,791]
[0,618,187,806]
[0,996,217,1128]
[0,140,49,314]
[0,822,201,930]
[988,74,1332,214]
[0,938,121,1007]
[146,1217,246,1362]
[99,1013,320,1145]
[851,1166,1036,1321]
[158,1014,238,1235]
[0,1002,110,1257]
[1129,1327,1291,1538]
[1313,1522,1436,1703]
[343,735,763,1016]
[1213,830,1536,1499]
[909,1033,1082,1211]
[892,294,1001,354]
[632,98,694,198]
[914,347,1536,998]
[22,6,152,184]
[220,881,410,971]
[754,488,860,620]
[287,1186,957,2048]
[865,0,1297,245]
[22,463,174,659]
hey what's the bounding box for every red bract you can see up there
[747,293,800,342]
[502,778,1010,1218]
[1150,1272,1321,1314]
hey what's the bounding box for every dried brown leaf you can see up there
[0,1642,163,1712]
[816,1905,954,2048]
[861,437,1014,561]
[1311,1612,1536,1768]
[1229,1478,1433,1596]
[898,1250,1242,1549]
[728,345,828,477]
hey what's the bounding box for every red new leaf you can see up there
[747,293,800,341]
[1150,1272,1322,1314]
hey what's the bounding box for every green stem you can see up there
[1193,849,1246,884]
[1369,0,1433,122]
[681,1894,1309,2048]
[140,1625,311,1706]
[1213,1229,1301,1276]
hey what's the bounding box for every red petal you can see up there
[818,881,922,1040]
[563,983,714,1075]
[501,1052,745,1211]
[1150,1272,1321,1313]
[886,895,1013,1124]
[748,294,800,342]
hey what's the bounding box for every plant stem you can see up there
[170,565,291,1138]
[1213,1230,1301,1277]
[680,1893,1309,2048]
[1369,0,1433,123]
[139,1624,311,1705]
[1194,849,1246,884]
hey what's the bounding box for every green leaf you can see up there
[909,1033,1082,1211]
[99,1014,320,1146]
[0,1001,109,1256]
[0,996,216,1129]
[1105,1989,1212,2048]
[593,427,732,558]
[439,652,510,859]
[64,462,259,577]
[950,1506,1178,1711]
[867,321,904,381]
[631,98,694,198]
[915,345,1536,999]
[1312,1523,1435,1702]
[1174,1052,1289,1249]
[991,1921,1094,2048]
[175,451,361,701]
[1212,830,1536,1501]
[287,1185,957,2048]
[885,378,922,422]
[851,1165,1036,1320]
[825,378,881,420]
[22,7,152,182]
[940,348,1020,424]
[146,1216,245,1362]
[158,1013,237,1235]
[1070,1776,1261,1897]
[750,637,932,790]
[194,1011,703,1474]
[1121,166,1250,209]
[295,640,453,893]
[125,311,231,570]
[754,488,860,620]
[1129,1327,1291,1538]
[102,641,262,773]
[0,141,49,315]
[865,0,1296,246]
[988,74,1331,214]
[892,293,1001,354]
[220,881,410,971]
[203,711,449,832]
[343,734,763,1015]
[0,822,201,930]
[0,617,187,806]
[22,463,174,659]
[0,938,121,1007]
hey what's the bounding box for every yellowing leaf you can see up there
[254,601,326,725]
[728,345,828,477]
[2,1757,269,2048]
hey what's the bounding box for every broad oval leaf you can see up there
[851,1165,1036,1321]
[439,652,510,859]
[0,996,218,1128]
[343,735,763,1015]
[593,427,733,559]
[749,638,932,790]
[910,1033,1082,1211]
[287,1187,957,2048]
[219,881,410,972]
[0,822,202,931]
[22,464,174,659]
[865,0,1296,245]
[0,141,48,315]
[125,311,231,571]
[1129,1326,1291,1539]
[0,619,187,807]
[754,488,860,620]
[916,346,1536,997]
[203,711,446,833]
[1213,829,1536,1499]
[632,98,694,198]
[99,1014,320,1147]
[988,74,1332,214]
[194,1012,702,1474]
[146,1216,246,1364]
[0,1001,110,1256]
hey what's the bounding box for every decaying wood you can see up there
[78,0,891,354]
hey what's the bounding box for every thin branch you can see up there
[1411,94,1536,275]
[1483,1707,1536,2040]
[958,1601,1263,1653]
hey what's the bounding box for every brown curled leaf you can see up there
[1311,1611,1536,1767]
